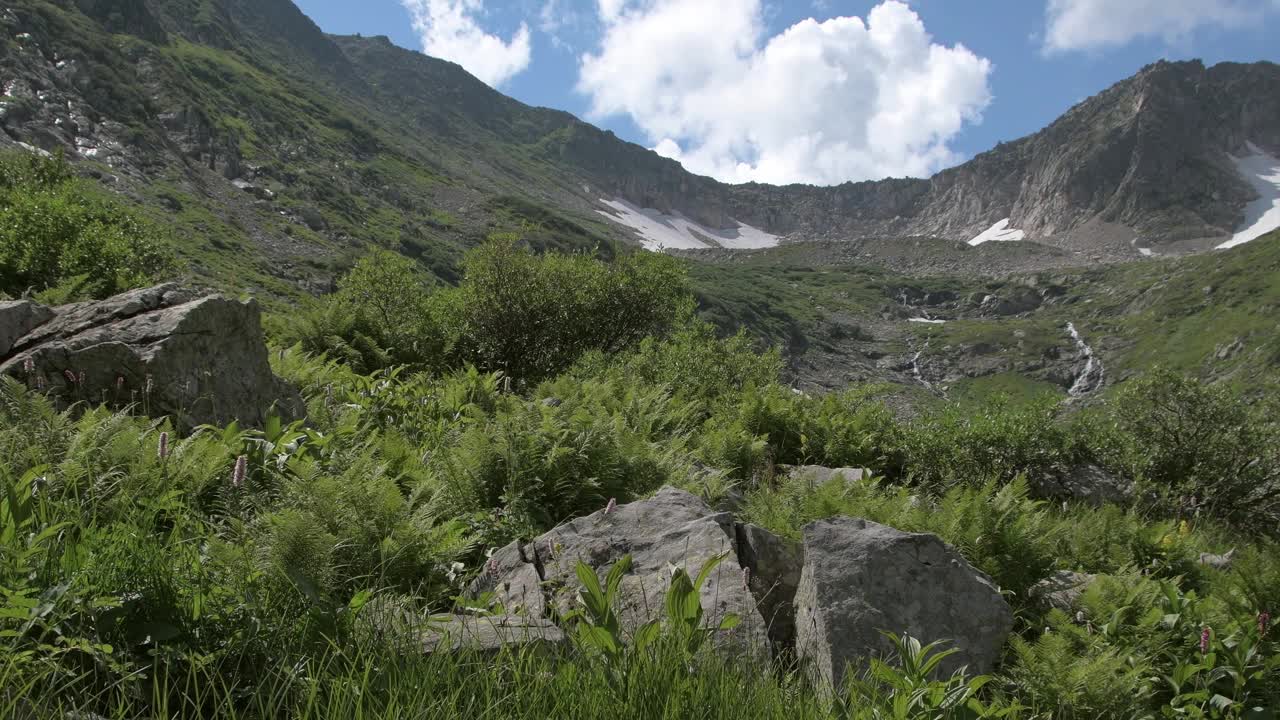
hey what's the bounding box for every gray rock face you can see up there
[0,284,303,430]
[420,615,566,655]
[0,300,56,355]
[794,517,1012,688]
[736,523,803,653]
[471,486,768,653]
[1029,571,1096,612]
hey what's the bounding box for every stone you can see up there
[1198,549,1236,570]
[782,465,870,488]
[0,284,303,430]
[794,517,1012,689]
[1029,571,1096,612]
[471,486,768,653]
[0,299,55,355]
[358,596,566,655]
[420,615,566,655]
[1031,465,1133,507]
[736,523,803,653]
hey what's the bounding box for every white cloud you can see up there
[1044,0,1280,53]
[401,0,532,86]
[576,0,992,186]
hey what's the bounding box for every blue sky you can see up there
[294,0,1280,185]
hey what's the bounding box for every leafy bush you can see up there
[0,150,174,299]
[1102,368,1280,531]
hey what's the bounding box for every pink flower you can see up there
[22,357,34,374]
[1200,627,1211,654]
[1260,612,1271,637]
[116,376,125,391]
[63,369,77,385]
[232,455,247,488]
[158,432,169,460]
[486,556,500,578]
[604,498,617,515]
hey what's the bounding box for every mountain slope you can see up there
[5,0,1280,296]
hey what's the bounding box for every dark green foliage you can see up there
[0,151,174,300]
[447,235,688,384]
[1102,368,1280,530]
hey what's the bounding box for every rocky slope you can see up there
[3,0,1279,296]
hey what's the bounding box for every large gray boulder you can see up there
[0,284,303,429]
[794,517,1012,688]
[0,300,56,356]
[1029,570,1096,612]
[471,486,768,653]
[782,465,870,488]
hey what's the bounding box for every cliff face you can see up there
[560,60,1280,251]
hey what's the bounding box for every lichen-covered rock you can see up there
[782,465,870,488]
[0,284,302,430]
[471,486,768,653]
[794,517,1012,689]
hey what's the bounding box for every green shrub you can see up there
[0,150,174,299]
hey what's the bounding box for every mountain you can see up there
[4,0,1280,401]
[5,0,1280,296]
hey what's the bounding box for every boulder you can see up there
[794,517,1012,688]
[736,523,803,653]
[0,300,56,355]
[0,284,303,430]
[1029,571,1095,612]
[1031,465,1133,507]
[782,465,870,488]
[471,486,768,653]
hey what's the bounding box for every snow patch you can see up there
[1138,247,1154,257]
[968,218,1026,246]
[1218,142,1280,250]
[908,318,946,324]
[596,198,779,252]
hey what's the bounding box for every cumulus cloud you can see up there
[1044,0,1280,53]
[401,0,532,86]
[576,0,993,185]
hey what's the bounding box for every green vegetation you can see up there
[0,151,174,300]
[2,242,1278,718]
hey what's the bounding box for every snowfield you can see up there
[1218,142,1280,250]
[596,198,780,251]
[968,218,1026,246]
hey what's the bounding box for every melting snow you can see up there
[908,318,946,324]
[597,198,779,252]
[968,218,1026,246]
[1138,247,1154,257]
[1218,142,1280,250]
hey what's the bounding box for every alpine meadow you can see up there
[1,1,1279,719]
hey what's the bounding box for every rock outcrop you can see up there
[475,487,1014,688]
[471,486,769,653]
[794,517,1012,688]
[0,284,303,429]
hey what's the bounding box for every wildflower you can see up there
[604,498,617,515]
[157,432,169,460]
[486,556,500,578]
[544,538,555,561]
[63,369,77,385]
[22,357,34,374]
[116,376,125,392]
[1261,612,1271,637]
[144,374,154,394]
[232,455,247,488]
[78,371,85,386]
[35,374,45,390]
[742,567,751,591]
[1178,520,1191,536]
[1200,627,1211,654]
